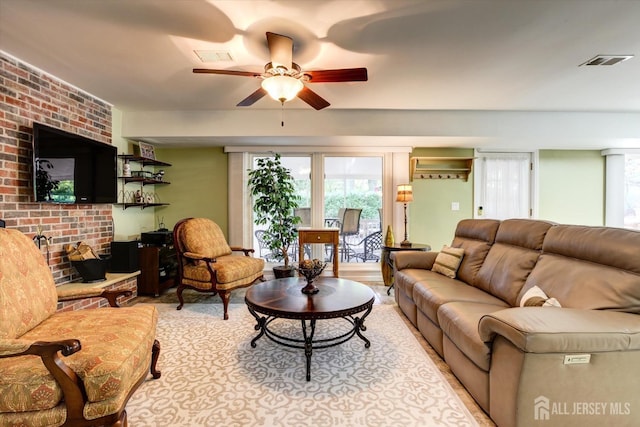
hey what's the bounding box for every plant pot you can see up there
[273,265,295,279]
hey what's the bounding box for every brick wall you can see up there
[0,52,116,285]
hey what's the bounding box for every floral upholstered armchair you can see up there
[173,217,265,319]
[0,228,160,427]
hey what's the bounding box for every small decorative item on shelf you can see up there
[123,159,131,177]
[295,259,327,294]
[132,170,154,178]
[154,170,165,181]
[137,142,155,160]
[135,190,143,203]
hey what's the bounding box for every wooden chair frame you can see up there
[173,218,264,320]
[0,289,161,427]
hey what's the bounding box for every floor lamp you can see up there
[396,184,413,247]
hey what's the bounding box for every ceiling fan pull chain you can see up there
[281,102,285,127]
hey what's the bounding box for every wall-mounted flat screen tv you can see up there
[33,122,117,204]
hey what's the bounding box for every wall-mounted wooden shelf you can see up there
[118,154,171,167]
[114,203,169,210]
[118,177,171,186]
[117,152,171,207]
[410,157,474,181]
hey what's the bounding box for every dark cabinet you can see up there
[138,245,177,296]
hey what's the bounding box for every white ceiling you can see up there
[1,0,640,149]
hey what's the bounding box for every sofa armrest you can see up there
[57,288,133,307]
[230,246,255,256]
[478,307,640,353]
[183,251,216,262]
[393,251,438,271]
[0,339,82,359]
[0,338,89,417]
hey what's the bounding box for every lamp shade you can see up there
[261,75,304,103]
[396,184,414,203]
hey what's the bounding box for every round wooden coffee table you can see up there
[245,277,375,381]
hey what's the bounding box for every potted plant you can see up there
[248,153,301,277]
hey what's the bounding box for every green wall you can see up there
[407,148,605,249]
[538,150,604,225]
[409,148,475,250]
[154,147,229,234]
[111,108,156,240]
[114,144,604,247]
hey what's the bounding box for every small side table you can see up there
[298,228,340,277]
[381,243,431,295]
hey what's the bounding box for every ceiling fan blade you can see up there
[297,86,330,110]
[266,32,293,70]
[305,68,368,83]
[193,68,261,77]
[237,87,267,107]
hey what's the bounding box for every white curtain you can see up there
[479,153,531,220]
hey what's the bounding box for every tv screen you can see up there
[33,123,117,204]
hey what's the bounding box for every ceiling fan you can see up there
[193,32,368,110]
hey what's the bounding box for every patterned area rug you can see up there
[126,302,479,426]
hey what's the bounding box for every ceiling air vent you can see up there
[194,50,233,62]
[580,55,634,66]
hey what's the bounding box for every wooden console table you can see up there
[298,228,339,277]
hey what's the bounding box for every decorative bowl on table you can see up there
[295,259,327,294]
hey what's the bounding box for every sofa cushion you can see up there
[0,229,58,339]
[520,225,640,313]
[432,246,465,278]
[394,268,437,300]
[0,305,158,414]
[475,219,553,306]
[182,254,264,290]
[450,219,500,286]
[413,272,508,325]
[438,301,507,371]
[180,218,232,259]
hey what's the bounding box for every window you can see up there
[250,155,310,261]
[324,157,382,236]
[474,151,534,220]
[227,147,410,279]
[249,154,382,265]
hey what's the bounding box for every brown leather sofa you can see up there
[393,218,640,427]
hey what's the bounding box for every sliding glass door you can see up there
[251,155,311,262]
[250,154,383,265]
[324,156,382,263]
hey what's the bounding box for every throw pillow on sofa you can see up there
[519,285,562,307]
[432,246,465,279]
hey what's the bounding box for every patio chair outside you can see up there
[345,230,383,262]
[338,208,362,261]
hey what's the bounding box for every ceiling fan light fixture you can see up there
[261,75,303,103]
